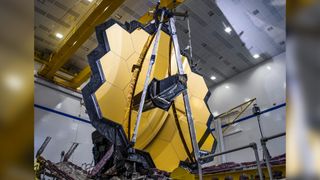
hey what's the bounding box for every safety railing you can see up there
[200,142,263,180]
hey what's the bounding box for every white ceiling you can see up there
[34,0,285,87]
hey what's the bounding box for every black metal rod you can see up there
[256,115,264,138]
[200,143,253,160]
[261,132,286,142]
[200,143,263,180]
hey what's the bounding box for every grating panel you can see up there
[236,52,254,66]
[121,5,140,19]
[38,24,51,33]
[46,13,71,28]
[54,1,80,18]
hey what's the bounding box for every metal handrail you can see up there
[200,143,263,180]
[261,132,286,142]
[260,132,286,180]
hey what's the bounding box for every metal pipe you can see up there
[214,118,226,163]
[36,136,52,157]
[200,144,253,160]
[169,16,203,180]
[200,143,263,180]
[186,15,193,59]
[261,140,273,180]
[257,115,264,138]
[131,9,165,144]
[260,132,286,179]
[261,132,286,142]
[252,143,264,180]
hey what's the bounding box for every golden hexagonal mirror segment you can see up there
[82,20,217,173]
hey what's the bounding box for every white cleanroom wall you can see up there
[34,78,95,167]
[208,52,286,163]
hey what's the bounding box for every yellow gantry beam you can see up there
[38,0,125,80]
[34,54,76,78]
[54,66,91,89]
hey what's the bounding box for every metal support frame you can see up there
[131,9,166,145]
[214,118,226,163]
[255,114,264,138]
[63,142,79,162]
[168,38,194,163]
[186,15,193,59]
[200,143,264,180]
[221,98,256,133]
[130,5,203,179]
[169,16,203,180]
[36,136,52,157]
[260,132,286,180]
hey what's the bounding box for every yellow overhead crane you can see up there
[36,0,184,90]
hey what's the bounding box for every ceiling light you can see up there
[87,0,93,2]
[55,33,63,39]
[253,54,260,59]
[224,27,232,33]
[225,85,230,89]
[210,76,216,80]
[267,66,272,70]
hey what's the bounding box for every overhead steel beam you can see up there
[38,0,125,80]
[54,66,91,89]
[138,0,184,24]
[35,51,89,89]
[34,55,75,79]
